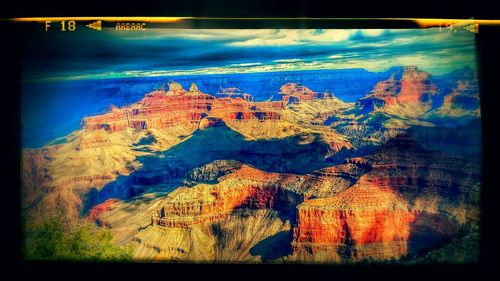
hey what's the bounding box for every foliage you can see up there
[24,217,133,261]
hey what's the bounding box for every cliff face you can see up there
[147,159,372,229]
[92,162,302,262]
[82,82,287,139]
[442,78,479,109]
[292,183,415,262]
[289,134,480,262]
[353,66,480,131]
[358,66,437,107]
[83,82,215,133]
[135,209,292,262]
[83,82,286,135]
[151,164,303,228]
[335,66,451,152]
[398,66,438,103]
[92,159,369,261]
[22,149,51,210]
[355,66,438,117]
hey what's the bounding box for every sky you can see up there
[22,27,478,81]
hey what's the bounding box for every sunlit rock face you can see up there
[22,69,481,263]
[82,83,216,133]
[292,184,415,262]
[151,165,303,228]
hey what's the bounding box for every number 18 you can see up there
[61,21,76,31]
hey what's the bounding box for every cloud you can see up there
[328,53,360,59]
[22,27,477,81]
[226,29,356,46]
[273,58,302,63]
[362,29,385,36]
[227,62,262,67]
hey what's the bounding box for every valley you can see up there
[21,66,481,263]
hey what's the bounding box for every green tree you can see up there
[24,217,133,261]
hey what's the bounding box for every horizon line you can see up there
[23,65,475,83]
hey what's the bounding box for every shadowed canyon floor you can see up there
[22,66,481,263]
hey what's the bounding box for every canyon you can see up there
[22,66,481,263]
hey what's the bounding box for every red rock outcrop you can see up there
[365,134,480,203]
[356,66,438,110]
[88,198,120,220]
[82,82,286,133]
[145,159,375,230]
[293,182,415,261]
[397,66,438,103]
[83,82,216,132]
[365,74,400,105]
[151,165,302,228]
[209,98,284,122]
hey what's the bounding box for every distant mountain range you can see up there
[22,66,475,148]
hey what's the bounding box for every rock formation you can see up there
[22,71,481,263]
[356,66,438,115]
[289,134,480,262]
[90,133,479,263]
[88,198,121,221]
[425,78,480,126]
[279,83,334,104]
[292,184,415,262]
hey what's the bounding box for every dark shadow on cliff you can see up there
[357,130,480,261]
[166,123,338,174]
[407,213,461,258]
[85,116,482,218]
[84,123,338,212]
[249,230,294,262]
[408,118,482,158]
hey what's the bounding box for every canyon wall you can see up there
[23,68,481,263]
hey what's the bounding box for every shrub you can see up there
[24,217,133,261]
